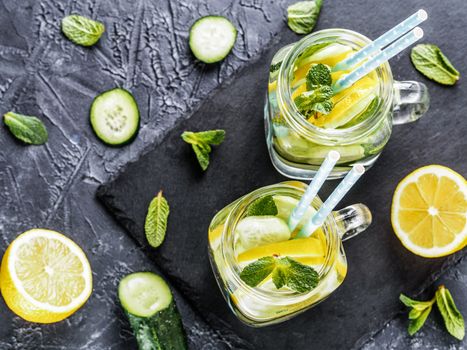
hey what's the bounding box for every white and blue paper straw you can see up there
[332,10,427,72]
[296,164,365,238]
[288,151,340,232]
[332,27,423,94]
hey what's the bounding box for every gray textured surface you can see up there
[0,0,465,349]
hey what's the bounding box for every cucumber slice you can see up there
[90,88,139,146]
[189,16,237,63]
[119,272,187,350]
[235,216,291,250]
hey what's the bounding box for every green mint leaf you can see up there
[306,63,332,89]
[294,86,334,117]
[240,256,276,287]
[411,44,460,85]
[271,258,290,289]
[145,191,170,248]
[270,61,282,73]
[436,285,465,340]
[181,130,225,171]
[408,306,432,336]
[287,0,322,35]
[283,257,319,293]
[3,112,48,145]
[246,195,278,217]
[400,293,435,336]
[61,15,105,47]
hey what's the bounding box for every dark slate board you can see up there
[98,3,467,349]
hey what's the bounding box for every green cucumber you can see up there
[118,272,187,350]
[90,88,139,146]
[189,16,237,63]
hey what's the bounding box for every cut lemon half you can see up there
[0,229,93,323]
[391,165,467,258]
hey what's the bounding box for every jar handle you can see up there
[392,80,430,125]
[333,204,372,241]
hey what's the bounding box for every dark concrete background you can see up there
[0,0,465,349]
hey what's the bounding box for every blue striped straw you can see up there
[332,27,423,94]
[332,10,427,72]
[296,164,365,238]
[288,151,340,232]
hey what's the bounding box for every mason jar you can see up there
[207,181,372,326]
[265,29,430,179]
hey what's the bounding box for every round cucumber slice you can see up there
[118,272,172,318]
[189,16,237,63]
[235,216,291,250]
[90,88,139,146]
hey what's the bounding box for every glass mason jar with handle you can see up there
[207,181,372,326]
[265,29,429,179]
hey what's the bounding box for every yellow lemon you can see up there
[0,229,93,323]
[391,165,467,258]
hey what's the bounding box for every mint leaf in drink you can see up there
[411,44,460,85]
[61,15,105,47]
[400,293,435,336]
[3,112,48,145]
[145,191,170,248]
[181,129,225,171]
[306,63,332,89]
[436,285,465,340]
[283,257,319,293]
[240,256,276,287]
[287,0,322,35]
[240,256,319,293]
[246,195,278,217]
[294,86,334,117]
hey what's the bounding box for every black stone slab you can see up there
[98,2,467,349]
[98,32,466,350]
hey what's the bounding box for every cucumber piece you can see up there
[189,16,237,63]
[90,88,139,146]
[118,272,187,350]
[235,216,291,250]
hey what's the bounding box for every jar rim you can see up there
[220,181,339,300]
[277,28,394,144]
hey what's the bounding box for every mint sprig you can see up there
[246,195,278,217]
[294,64,334,117]
[400,285,465,339]
[240,255,319,293]
[181,129,225,171]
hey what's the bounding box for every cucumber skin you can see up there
[126,302,187,350]
[89,88,140,147]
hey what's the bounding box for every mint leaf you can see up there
[241,256,319,293]
[284,257,319,293]
[436,285,465,340]
[294,86,334,117]
[61,15,105,47]
[246,195,278,217]
[400,293,435,336]
[240,256,276,287]
[287,0,322,35]
[181,130,225,171]
[145,191,170,248]
[306,63,332,89]
[411,44,460,85]
[3,112,48,145]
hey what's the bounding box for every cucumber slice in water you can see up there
[118,272,187,350]
[90,88,139,146]
[189,16,237,63]
[235,216,291,250]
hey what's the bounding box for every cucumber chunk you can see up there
[189,16,237,63]
[90,88,139,146]
[119,272,187,350]
[235,216,291,250]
